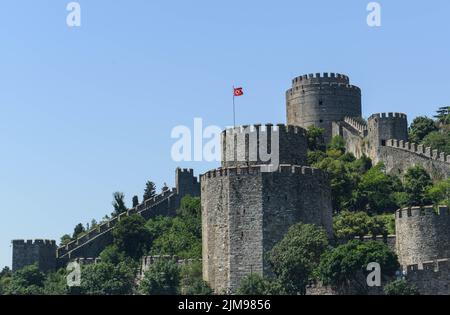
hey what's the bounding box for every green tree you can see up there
[318,241,399,295]
[139,259,180,295]
[350,163,402,213]
[328,135,346,153]
[268,223,329,295]
[146,197,202,259]
[42,269,69,295]
[112,214,152,260]
[434,106,450,126]
[422,131,450,155]
[384,279,419,295]
[143,181,157,201]
[427,178,450,206]
[314,157,357,212]
[333,211,388,240]
[60,234,72,246]
[149,217,202,259]
[236,273,284,295]
[179,261,212,295]
[99,245,126,265]
[132,195,139,207]
[0,267,12,295]
[5,264,45,295]
[408,116,438,144]
[80,262,135,295]
[72,223,85,239]
[112,192,128,216]
[307,150,327,165]
[404,166,433,206]
[306,126,326,151]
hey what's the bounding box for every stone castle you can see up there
[11,73,450,295]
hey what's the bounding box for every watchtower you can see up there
[286,73,362,143]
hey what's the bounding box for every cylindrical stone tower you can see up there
[202,124,333,293]
[286,73,362,143]
[396,206,450,267]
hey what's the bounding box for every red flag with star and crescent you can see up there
[233,87,244,97]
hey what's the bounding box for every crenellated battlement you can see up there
[57,187,179,258]
[221,124,308,168]
[201,165,327,181]
[287,82,361,96]
[396,205,449,219]
[343,116,367,134]
[12,239,56,246]
[12,239,57,272]
[384,139,450,164]
[368,112,407,120]
[292,72,349,85]
[222,124,307,137]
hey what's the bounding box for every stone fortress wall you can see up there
[12,168,200,271]
[202,123,333,293]
[11,72,450,295]
[221,124,308,169]
[12,240,56,272]
[395,206,450,295]
[332,111,450,180]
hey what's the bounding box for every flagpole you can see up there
[233,86,236,128]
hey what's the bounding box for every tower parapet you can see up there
[286,73,362,143]
[367,112,408,158]
[396,206,450,266]
[221,124,308,169]
[12,239,57,272]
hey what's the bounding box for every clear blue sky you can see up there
[1,0,449,268]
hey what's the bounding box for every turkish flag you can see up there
[234,87,244,97]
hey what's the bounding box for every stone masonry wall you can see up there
[286,73,362,143]
[201,165,332,293]
[12,240,56,272]
[405,259,450,295]
[221,124,308,169]
[377,140,450,180]
[396,206,450,266]
[56,168,200,265]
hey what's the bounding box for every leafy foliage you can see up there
[333,211,388,240]
[179,261,212,295]
[80,261,136,295]
[408,116,438,144]
[112,192,128,216]
[3,264,45,295]
[132,195,139,207]
[350,163,402,213]
[317,241,399,294]
[143,181,157,201]
[306,126,326,151]
[403,165,433,206]
[267,223,329,295]
[426,178,450,206]
[72,223,85,239]
[146,196,202,259]
[236,273,285,295]
[112,214,152,260]
[422,131,450,155]
[384,279,419,295]
[139,259,180,295]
